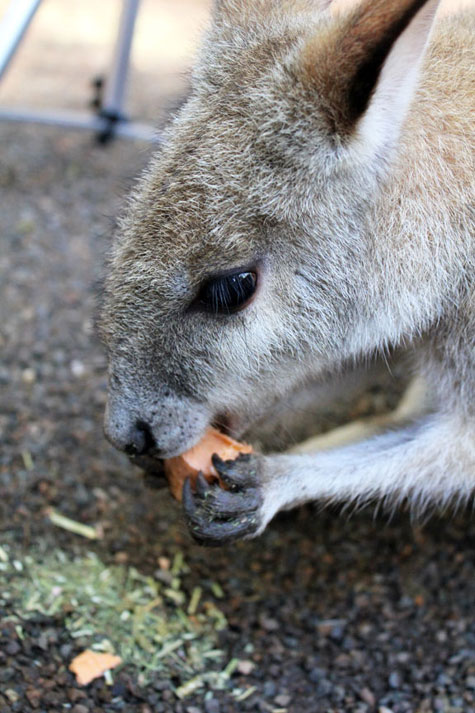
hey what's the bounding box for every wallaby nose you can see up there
[104,399,157,456]
[123,420,155,456]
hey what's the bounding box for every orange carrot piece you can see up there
[69,650,122,686]
[163,427,253,502]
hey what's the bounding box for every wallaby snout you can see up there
[104,400,155,457]
[104,382,211,460]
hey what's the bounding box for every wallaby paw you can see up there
[182,453,264,546]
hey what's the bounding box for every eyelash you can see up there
[195,271,258,315]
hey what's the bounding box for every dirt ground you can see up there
[1,2,475,713]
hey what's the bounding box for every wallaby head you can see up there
[100,0,444,459]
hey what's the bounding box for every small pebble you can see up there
[21,367,36,384]
[360,687,376,706]
[309,667,326,683]
[388,671,401,689]
[263,681,276,697]
[71,705,89,713]
[67,688,87,703]
[274,694,291,706]
[157,556,171,570]
[316,679,333,697]
[5,641,21,656]
[71,359,86,377]
[237,660,255,675]
[5,690,19,703]
[259,616,279,632]
[204,699,220,713]
[0,668,15,683]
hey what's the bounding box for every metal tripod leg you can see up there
[0,0,159,143]
[0,0,42,80]
[97,0,141,141]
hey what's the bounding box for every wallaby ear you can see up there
[302,0,440,152]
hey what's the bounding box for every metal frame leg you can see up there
[0,0,43,80]
[99,0,141,124]
[0,0,159,143]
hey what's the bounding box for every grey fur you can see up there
[99,0,474,543]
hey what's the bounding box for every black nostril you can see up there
[124,420,155,457]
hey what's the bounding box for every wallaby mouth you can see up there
[130,453,168,490]
[211,413,233,438]
[132,415,236,490]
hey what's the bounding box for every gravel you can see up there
[1,122,474,713]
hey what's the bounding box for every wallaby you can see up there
[100,0,474,546]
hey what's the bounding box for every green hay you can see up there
[0,545,232,692]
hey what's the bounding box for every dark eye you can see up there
[196,271,258,315]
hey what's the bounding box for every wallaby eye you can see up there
[196,271,258,315]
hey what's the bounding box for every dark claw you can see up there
[190,517,260,547]
[195,471,211,498]
[211,453,255,490]
[182,477,197,516]
[203,488,259,517]
[182,454,264,546]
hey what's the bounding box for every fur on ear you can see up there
[301,0,440,149]
[213,0,332,25]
